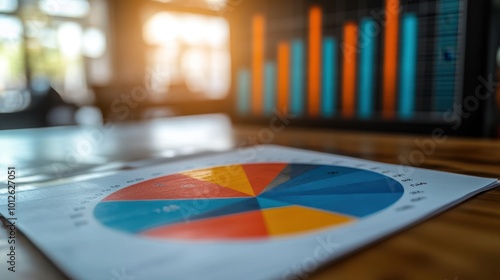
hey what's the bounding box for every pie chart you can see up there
[94,163,404,240]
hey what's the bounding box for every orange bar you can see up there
[342,22,358,118]
[308,6,322,117]
[277,42,290,113]
[252,14,265,115]
[382,0,400,119]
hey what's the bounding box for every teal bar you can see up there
[434,0,460,112]
[237,69,250,115]
[399,14,418,119]
[322,37,337,117]
[358,18,377,119]
[264,62,277,116]
[291,39,304,116]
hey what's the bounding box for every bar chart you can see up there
[232,0,466,121]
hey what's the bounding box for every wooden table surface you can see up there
[1,114,499,280]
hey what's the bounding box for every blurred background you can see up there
[0,0,499,137]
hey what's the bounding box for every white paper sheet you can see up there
[1,145,497,280]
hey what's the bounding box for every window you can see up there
[0,0,109,112]
[143,11,230,101]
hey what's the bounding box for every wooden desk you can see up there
[1,115,499,280]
